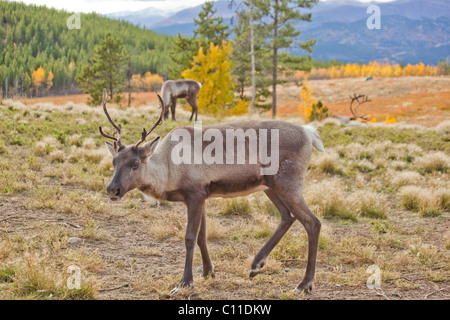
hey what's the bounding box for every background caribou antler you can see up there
[349,93,371,121]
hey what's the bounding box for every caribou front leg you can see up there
[170,194,205,294]
[197,207,215,278]
[170,97,177,121]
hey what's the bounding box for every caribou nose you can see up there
[106,184,123,200]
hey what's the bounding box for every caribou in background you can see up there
[161,79,202,122]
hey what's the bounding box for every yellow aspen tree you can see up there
[385,115,397,124]
[393,64,402,77]
[32,66,45,89]
[343,64,352,78]
[352,63,361,77]
[144,71,164,91]
[299,79,316,121]
[46,71,54,89]
[130,74,143,89]
[182,40,235,116]
[416,62,425,76]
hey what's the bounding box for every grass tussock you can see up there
[304,179,388,221]
[390,170,424,188]
[220,198,252,216]
[0,235,98,299]
[312,152,343,175]
[416,152,449,174]
[399,186,449,216]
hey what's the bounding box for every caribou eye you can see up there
[132,160,139,170]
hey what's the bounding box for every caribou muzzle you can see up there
[106,182,124,201]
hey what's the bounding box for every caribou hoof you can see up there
[170,280,193,295]
[204,266,215,279]
[249,260,265,278]
[197,266,216,278]
[293,279,315,294]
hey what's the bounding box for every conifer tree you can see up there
[169,1,230,78]
[76,32,128,105]
[252,0,318,117]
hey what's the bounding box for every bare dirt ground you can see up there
[1,195,448,300]
[18,92,159,108]
[18,76,450,126]
[275,76,450,126]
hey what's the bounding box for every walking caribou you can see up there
[99,89,325,294]
[161,79,201,122]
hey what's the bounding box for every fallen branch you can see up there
[424,286,449,299]
[374,288,390,300]
[98,283,130,292]
[384,276,432,283]
[0,215,15,223]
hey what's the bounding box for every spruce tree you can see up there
[169,1,230,79]
[253,0,318,117]
[76,32,128,105]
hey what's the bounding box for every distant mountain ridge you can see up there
[107,7,179,28]
[108,0,450,64]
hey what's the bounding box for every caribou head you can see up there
[349,93,371,121]
[99,89,164,201]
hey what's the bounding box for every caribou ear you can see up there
[105,141,117,157]
[140,136,160,158]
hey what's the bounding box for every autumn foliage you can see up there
[299,79,316,121]
[31,66,54,95]
[130,72,164,91]
[182,41,235,116]
[31,66,46,89]
[294,62,441,80]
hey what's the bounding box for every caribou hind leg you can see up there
[187,97,198,122]
[250,189,295,278]
[275,189,321,293]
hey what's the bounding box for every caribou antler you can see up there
[134,93,165,147]
[99,89,164,150]
[99,89,123,150]
[349,93,370,121]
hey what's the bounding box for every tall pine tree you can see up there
[76,32,128,105]
[253,0,318,117]
[232,1,272,111]
[169,1,230,79]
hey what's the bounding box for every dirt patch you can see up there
[1,196,448,300]
[275,76,450,126]
[17,92,159,108]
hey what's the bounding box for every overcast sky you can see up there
[15,0,397,15]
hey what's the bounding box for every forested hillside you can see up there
[0,1,174,97]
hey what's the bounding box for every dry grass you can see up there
[1,82,449,300]
[399,186,449,216]
[416,152,449,174]
[391,171,424,188]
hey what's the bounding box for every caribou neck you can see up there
[139,151,169,199]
